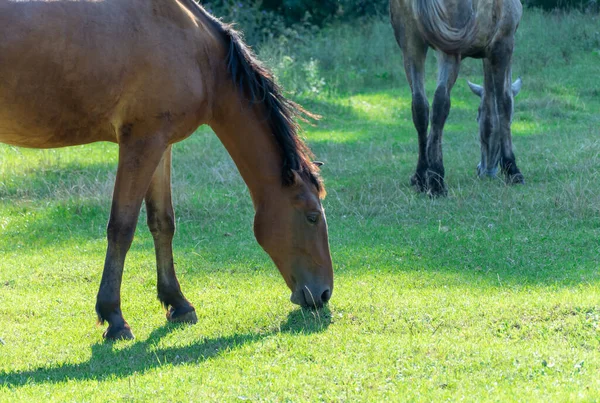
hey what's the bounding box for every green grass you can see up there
[1,9,600,402]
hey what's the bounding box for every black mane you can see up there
[184,0,324,195]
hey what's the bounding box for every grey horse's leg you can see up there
[407,50,430,192]
[426,51,461,196]
[483,40,524,184]
[395,33,430,191]
[144,145,197,324]
[499,103,524,184]
[477,59,500,178]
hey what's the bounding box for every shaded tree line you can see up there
[204,0,597,26]
[201,0,597,45]
[204,0,388,27]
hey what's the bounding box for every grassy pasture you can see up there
[1,10,600,402]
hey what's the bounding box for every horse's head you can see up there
[253,167,333,308]
[468,78,522,177]
[210,18,333,308]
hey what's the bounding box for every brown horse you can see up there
[390,0,524,196]
[0,0,333,340]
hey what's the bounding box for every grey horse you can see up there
[390,0,524,196]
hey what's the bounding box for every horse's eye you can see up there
[307,213,319,224]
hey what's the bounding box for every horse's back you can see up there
[390,0,522,56]
[0,0,217,148]
[471,0,522,49]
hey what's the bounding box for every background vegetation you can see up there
[203,1,599,96]
[1,5,600,402]
[205,0,598,41]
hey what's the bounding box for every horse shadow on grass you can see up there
[0,307,331,388]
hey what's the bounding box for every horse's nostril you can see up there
[321,288,331,303]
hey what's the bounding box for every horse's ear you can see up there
[467,80,484,97]
[313,161,324,168]
[512,77,522,97]
[290,170,304,187]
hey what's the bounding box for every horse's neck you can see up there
[209,101,282,208]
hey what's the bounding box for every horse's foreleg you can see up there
[426,52,460,196]
[480,39,524,184]
[96,133,167,340]
[145,146,197,324]
[490,42,524,185]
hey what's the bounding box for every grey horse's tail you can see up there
[412,0,481,54]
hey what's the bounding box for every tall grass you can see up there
[257,9,600,96]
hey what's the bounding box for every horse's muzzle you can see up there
[290,284,332,308]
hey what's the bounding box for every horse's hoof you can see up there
[167,306,198,324]
[507,173,525,185]
[426,175,447,197]
[410,173,427,192]
[103,324,135,341]
[427,186,447,198]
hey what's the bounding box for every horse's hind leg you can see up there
[394,31,429,192]
[145,145,197,324]
[96,130,167,340]
[426,52,461,196]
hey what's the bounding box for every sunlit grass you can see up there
[511,121,543,136]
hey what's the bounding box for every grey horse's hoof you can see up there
[410,172,427,192]
[426,170,447,197]
[507,172,525,184]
